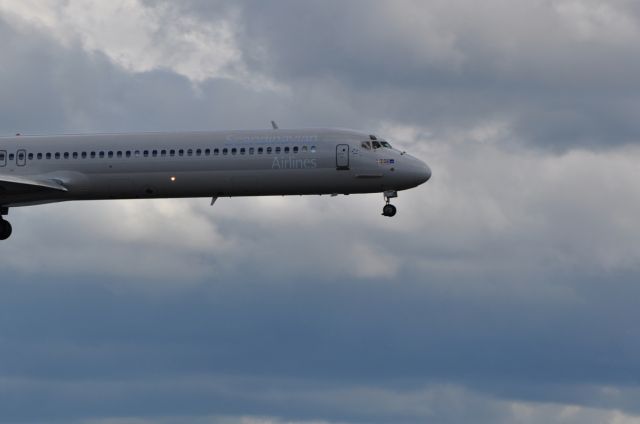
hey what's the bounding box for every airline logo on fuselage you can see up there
[272,157,318,169]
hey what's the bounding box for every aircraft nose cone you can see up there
[413,161,431,186]
[422,163,432,184]
[395,156,432,189]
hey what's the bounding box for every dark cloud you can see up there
[2,269,640,423]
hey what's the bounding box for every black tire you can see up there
[0,220,12,240]
[382,204,397,217]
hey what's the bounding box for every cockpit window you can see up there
[372,141,382,149]
[361,141,372,150]
[381,141,392,148]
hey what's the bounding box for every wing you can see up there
[0,174,68,196]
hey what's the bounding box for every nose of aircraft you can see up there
[401,156,431,189]
[388,154,432,190]
[420,162,432,184]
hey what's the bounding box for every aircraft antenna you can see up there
[271,121,279,130]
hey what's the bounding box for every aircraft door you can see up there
[336,144,350,170]
[0,150,6,167]
[16,149,26,167]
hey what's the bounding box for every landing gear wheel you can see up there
[382,204,397,217]
[382,190,399,217]
[0,220,12,240]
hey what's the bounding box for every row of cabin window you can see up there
[0,145,317,162]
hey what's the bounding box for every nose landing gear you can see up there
[383,204,397,217]
[382,190,398,217]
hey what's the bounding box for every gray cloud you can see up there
[141,0,640,150]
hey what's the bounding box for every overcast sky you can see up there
[2,1,640,423]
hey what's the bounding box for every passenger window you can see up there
[205,149,210,156]
[249,147,255,155]
[284,146,290,153]
[231,148,237,155]
[266,147,272,154]
[72,152,78,159]
[170,150,175,157]
[9,154,15,160]
[187,149,193,156]
[223,148,228,155]
[275,147,281,154]
[152,150,158,157]
[302,146,308,152]
[90,152,96,158]
[161,150,167,157]
[178,149,184,156]
[55,153,61,159]
[37,153,43,160]
[117,151,123,158]
[134,150,140,157]
[258,147,263,154]
[108,151,114,158]
[28,153,34,160]
[46,153,52,159]
[293,146,299,153]
[63,152,70,159]
[81,152,87,158]
[143,151,149,157]
[196,149,202,156]
[311,146,317,153]
[125,151,131,158]
[214,149,219,156]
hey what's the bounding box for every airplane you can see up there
[0,126,431,240]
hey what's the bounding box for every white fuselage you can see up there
[0,128,431,208]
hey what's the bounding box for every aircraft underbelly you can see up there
[22,168,368,202]
[2,165,386,206]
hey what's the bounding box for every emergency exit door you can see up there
[336,144,349,170]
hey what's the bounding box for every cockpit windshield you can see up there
[361,139,393,150]
[361,140,393,150]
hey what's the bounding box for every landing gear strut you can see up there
[382,190,398,217]
[0,207,11,241]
